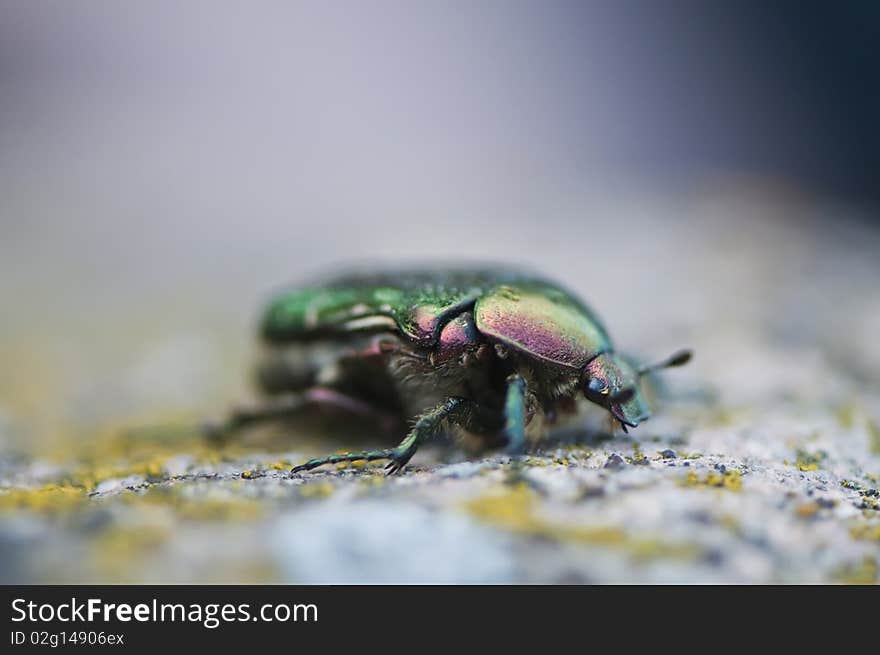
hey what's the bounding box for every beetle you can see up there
[210,266,691,475]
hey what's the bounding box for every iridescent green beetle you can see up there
[212,266,691,474]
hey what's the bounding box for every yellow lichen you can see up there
[93,484,266,522]
[835,556,878,585]
[834,403,858,430]
[90,525,172,582]
[722,470,743,491]
[359,475,387,488]
[680,470,742,491]
[850,524,880,542]
[795,502,820,518]
[0,484,87,514]
[868,420,880,456]
[95,525,170,555]
[625,444,649,466]
[299,482,336,498]
[172,497,264,521]
[463,485,700,561]
[794,450,825,472]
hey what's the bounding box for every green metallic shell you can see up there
[260,266,613,367]
[474,286,611,369]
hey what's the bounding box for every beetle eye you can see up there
[587,378,608,395]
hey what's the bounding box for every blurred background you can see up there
[1,0,879,449]
[2,1,880,585]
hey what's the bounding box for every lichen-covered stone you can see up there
[1,195,879,583]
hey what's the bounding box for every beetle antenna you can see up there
[637,349,692,376]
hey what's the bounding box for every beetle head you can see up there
[582,353,649,430]
[582,349,692,431]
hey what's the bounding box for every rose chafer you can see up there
[213,266,691,474]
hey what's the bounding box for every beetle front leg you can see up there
[503,373,528,455]
[292,397,469,476]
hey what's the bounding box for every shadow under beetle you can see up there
[209,266,691,474]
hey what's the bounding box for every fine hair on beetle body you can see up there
[207,265,692,475]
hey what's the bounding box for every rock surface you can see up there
[2,193,879,583]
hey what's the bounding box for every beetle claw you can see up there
[384,448,415,476]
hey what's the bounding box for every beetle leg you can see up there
[384,397,469,475]
[291,397,469,475]
[503,374,528,455]
[203,387,396,441]
[376,339,429,362]
[290,446,406,473]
